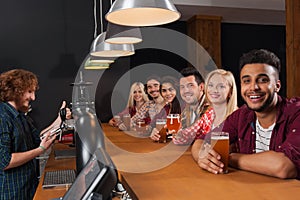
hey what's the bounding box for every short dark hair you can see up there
[146,75,161,85]
[239,49,281,74]
[180,67,204,85]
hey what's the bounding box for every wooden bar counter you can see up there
[102,124,300,200]
[33,143,76,200]
[34,124,300,199]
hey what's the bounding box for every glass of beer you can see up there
[122,114,131,131]
[156,119,167,143]
[136,119,146,135]
[114,115,121,126]
[211,132,229,173]
[166,114,180,133]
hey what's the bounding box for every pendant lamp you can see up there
[84,56,114,70]
[90,32,135,57]
[105,22,142,44]
[106,0,181,26]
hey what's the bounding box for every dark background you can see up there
[0,1,286,129]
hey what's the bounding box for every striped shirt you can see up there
[0,102,40,200]
[255,119,275,153]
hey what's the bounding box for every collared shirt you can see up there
[203,96,300,179]
[131,100,163,126]
[180,94,209,129]
[0,102,40,200]
[173,107,214,145]
[149,104,171,128]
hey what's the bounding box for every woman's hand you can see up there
[118,123,127,131]
[109,118,117,126]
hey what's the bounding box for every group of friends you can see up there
[0,48,300,199]
[109,48,300,180]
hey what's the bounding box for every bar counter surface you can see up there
[34,124,300,200]
[34,143,76,200]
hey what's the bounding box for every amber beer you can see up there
[166,114,180,133]
[156,119,167,143]
[211,132,229,173]
[136,119,146,135]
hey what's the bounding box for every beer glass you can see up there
[122,114,131,131]
[136,119,146,135]
[211,132,229,173]
[156,119,167,143]
[166,114,180,133]
[114,115,121,126]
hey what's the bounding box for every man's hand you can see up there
[40,131,57,150]
[197,143,225,174]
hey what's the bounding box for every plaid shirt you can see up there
[131,100,163,126]
[173,107,214,145]
[0,102,40,200]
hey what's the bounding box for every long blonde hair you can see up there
[127,82,149,108]
[205,69,238,119]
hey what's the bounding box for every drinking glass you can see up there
[156,119,167,143]
[166,114,180,133]
[114,115,121,126]
[122,114,131,131]
[136,119,146,135]
[211,132,229,173]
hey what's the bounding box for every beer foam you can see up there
[211,136,229,140]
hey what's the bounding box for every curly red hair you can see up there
[0,69,39,102]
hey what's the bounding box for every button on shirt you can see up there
[0,102,40,200]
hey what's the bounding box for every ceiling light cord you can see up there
[93,0,97,38]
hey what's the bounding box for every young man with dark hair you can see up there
[179,67,209,128]
[192,49,300,179]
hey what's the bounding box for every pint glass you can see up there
[122,114,131,131]
[211,132,229,173]
[156,119,167,143]
[136,119,146,135]
[166,114,180,133]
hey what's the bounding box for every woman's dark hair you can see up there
[160,76,182,114]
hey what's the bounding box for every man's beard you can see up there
[15,99,30,113]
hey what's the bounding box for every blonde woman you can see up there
[173,69,238,145]
[109,82,149,127]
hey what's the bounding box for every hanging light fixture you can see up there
[106,0,181,26]
[90,55,115,64]
[89,0,135,58]
[105,22,142,44]
[84,55,115,70]
[90,32,135,57]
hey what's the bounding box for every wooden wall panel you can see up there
[187,15,222,69]
[286,0,300,97]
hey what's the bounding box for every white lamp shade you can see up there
[105,22,142,44]
[106,0,181,26]
[90,32,135,57]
